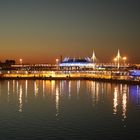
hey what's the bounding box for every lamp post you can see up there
[114,58,117,68]
[19,59,23,65]
[56,59,59,70]
[122,57,127,68]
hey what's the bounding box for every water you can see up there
[0,80,140,140]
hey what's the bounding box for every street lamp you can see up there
[122,57,127,67]
[114,57,117,68]
[19,59,23,65]
[56,59,59,70]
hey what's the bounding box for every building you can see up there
[0,60,16,70]
[59,50,97,70]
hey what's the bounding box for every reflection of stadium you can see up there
[59,50,97,70]
[130,85,140,105]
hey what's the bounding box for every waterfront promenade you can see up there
[0,70,140,85]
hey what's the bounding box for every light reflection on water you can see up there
[7,81,10,103]
[2,80,140,115]
[130,85,140,106]
[25,80,28,102]
[113,84,129,117]
[55,85,60,117]
[113,86,118,115]
[112,84,128,128]
[0,80,140,139]
[34,81,38,97]
[19,85,23,112]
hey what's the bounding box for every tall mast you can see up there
[91,50,97,62]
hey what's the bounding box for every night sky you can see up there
[0,0,140,63]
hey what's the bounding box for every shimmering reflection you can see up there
[59,81,63,96]
[87,81,99,106]
[136,86,140,105]
[42,80,45,98]
[113,86,118,114]
[51,80,55,93]
[0,80,140,139]
[13,80,15,93]
[0,81,1,96]
[25,80,28,102]
[113,84,128,119]
[19,85,23,112]
[45,80,51,93]
[122,85,127,119]
[1,80,140,117]
[130,85,140,105]
[16,81,19,93]
[49,80,60,117]
[55,85,60,117]
[7,81,10,102]
[34,81,38,97]
[77,80,80,93]
[68,81,71,99]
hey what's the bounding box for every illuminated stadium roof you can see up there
[62,57,92,63]
[59,57,94,67]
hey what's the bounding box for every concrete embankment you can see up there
[0,73,140,85]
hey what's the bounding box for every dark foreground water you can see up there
[0,80,140,140]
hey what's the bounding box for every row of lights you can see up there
[20,57,127,66]
[113,57,127,63]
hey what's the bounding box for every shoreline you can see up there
[0,76,140,85]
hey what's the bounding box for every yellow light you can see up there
[19,59,23,65]
[123,57,127,60]
[56,59,59,63]
[114,58,117,62]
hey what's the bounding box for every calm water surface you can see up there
[0,80,140,140]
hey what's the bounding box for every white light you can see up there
[19,59,23,65]
[59,62,94,67]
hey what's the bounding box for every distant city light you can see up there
[123,57,127,61]
[114,58,117,62]
[19,59,23,65]
[56,59,59,63]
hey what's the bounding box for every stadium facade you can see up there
[59,50,96,70]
